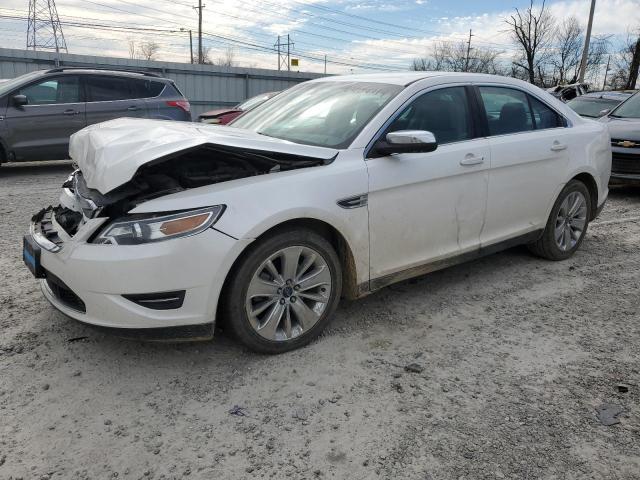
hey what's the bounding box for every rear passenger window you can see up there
[529,96,564,129]
[479,86,533,135]
[130,79,165,98]
[86,76,134,102]
[388,86,473,144]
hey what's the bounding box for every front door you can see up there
[367,86,490,284]
[5,75,85,160]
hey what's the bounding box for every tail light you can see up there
[166,100,191,112]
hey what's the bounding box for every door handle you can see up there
[550,142,567,152]
[63,109,78,115]
[460,154,484,166]
[127,106,140,111]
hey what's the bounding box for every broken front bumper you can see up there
[26,206,251,337]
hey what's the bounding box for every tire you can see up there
[223,228,342,354]
[528,179,592,261]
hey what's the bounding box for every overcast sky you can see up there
[1,0,639,74]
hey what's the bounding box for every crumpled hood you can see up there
[69,118,338,194]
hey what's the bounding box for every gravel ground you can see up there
[1,161,639,480]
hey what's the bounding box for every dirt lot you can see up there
[1,161,639,480]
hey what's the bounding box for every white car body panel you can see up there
[29,72,611,334]
[132,149,371,285]
[367,138,491,279]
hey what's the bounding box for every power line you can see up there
[1,10,401,71]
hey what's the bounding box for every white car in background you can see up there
[24,72,611,353]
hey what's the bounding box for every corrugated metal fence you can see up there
[0,48,325,118]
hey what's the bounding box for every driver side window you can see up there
[17,76,81,105]
[388,87,473,145]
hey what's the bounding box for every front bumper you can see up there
[29,207,250,334]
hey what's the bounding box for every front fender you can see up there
[130,151,371,287]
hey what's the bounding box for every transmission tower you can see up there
[27,0,68,54]
[275,35,294,71]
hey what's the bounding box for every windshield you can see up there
[610,92,640,118]
[231,81,402,149]
[237,93,274,111]
[0,71,43,98]
[567,97,623,118]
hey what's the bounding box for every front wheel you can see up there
[528,179,592,261]
[223,228,342,354]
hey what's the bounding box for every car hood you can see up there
[600,116,640,141]
[69,117,338,194]
[199,108,241,118]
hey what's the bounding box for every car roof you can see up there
[42,67,170,81]
[309,71,532,87]
[580,91,632,100]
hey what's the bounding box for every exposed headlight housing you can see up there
[93,206,224,245]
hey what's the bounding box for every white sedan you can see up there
[24,72,611,353]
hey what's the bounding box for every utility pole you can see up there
[578,0,596,83]
[464,29,473,72]
[602,54,610,90]
[324,54,327,75]
[193,0,205,63]
[274,35,294,71]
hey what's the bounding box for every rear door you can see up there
[84,75,148,126]
[4,75,85,161]
[476,85,570,246]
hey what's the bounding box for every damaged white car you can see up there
[24,73,611,353]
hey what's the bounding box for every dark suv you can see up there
[0,68,191,163]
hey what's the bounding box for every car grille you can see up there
[45,272,86,313]
[612,151,640,175]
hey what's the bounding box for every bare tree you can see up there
[410,40,504,75]
[505,0,556,85]
[627,35,640,89]
[607,32,640,89]
[127,39,136,60]
[550,17,582,84]
[138,41,160,61]
[549,18,610,85]
[200,46,214,65]
[215,46,236,68]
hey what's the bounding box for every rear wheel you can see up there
[223,228,342,354]
[528,179,591,260]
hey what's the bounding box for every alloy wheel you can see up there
[245,246,332,341]
[555,191,587,251]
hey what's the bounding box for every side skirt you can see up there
[369,229,544,292]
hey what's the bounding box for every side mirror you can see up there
[598,108,611,117]
[371,130,438,157]
[12,95,28,107]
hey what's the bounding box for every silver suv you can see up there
[0,68,191,163]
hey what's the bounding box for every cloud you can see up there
[0,0,638,74]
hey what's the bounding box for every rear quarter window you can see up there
[130,79,165,99]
